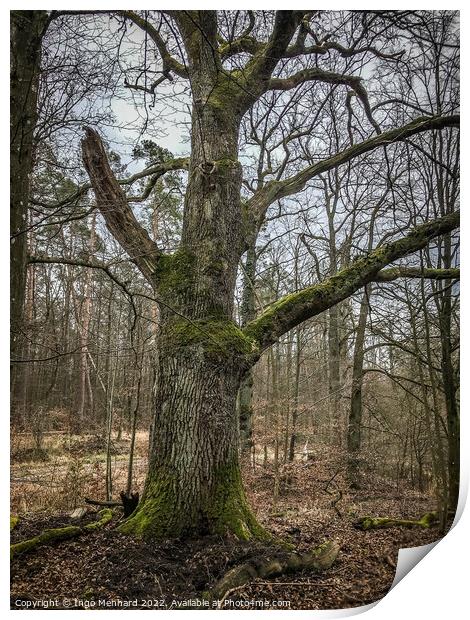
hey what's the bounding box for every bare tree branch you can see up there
[81,127,161,283]
[374,267,459,282]
[267,67,381,134]
[30,156,189,210]
[118,10,188,78]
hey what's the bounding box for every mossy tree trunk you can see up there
[84,12,265,540]
[10,10,48,418]
[119,344,264,539]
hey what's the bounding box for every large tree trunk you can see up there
[120,340,264,539]
[115,19,264,538]
[10,10,48,415]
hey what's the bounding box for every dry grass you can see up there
[10,430,149,515]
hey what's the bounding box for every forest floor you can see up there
[11,433,445,610]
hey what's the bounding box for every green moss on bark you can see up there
[243,245,394,346]
[119,462,268,542]
[355,511,438,530]
[207,72,247,120]
[83,508,113,530]
[10,515,19,531]
[11,526,81,558]
[154,249,195,297]
[166,318,258,358]
[118,469,182,539]
[206,461,270,541]
[244,212,459,349]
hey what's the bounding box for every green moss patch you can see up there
[355,511,438,530]
[166,318,258,359]
[118,470,182,539]
[119,462,268,543]
[206,461,270,541]
[154,249,195,297]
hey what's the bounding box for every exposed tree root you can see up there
[206,540,340,605]
[11,509,113,558]
[354,511,438,530]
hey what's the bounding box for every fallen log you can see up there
[354,511,438,531]
[11,509,113,558]
[207,540,340,605]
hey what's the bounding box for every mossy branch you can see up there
[206,540,340,605]
[246,114,459,227]
[354,512,438,530]
[243,210,459,353]
[10,509,113,558]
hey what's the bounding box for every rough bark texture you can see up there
[10,10,48,405]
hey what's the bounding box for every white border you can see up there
[2,2,467,618]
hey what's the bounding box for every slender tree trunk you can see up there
[238,243,257,450]
[288,327,301,462]
[78,213,96,428]
[409,300,447,525]
[328,305,341,444]
[438,247,459,515]
[347,285,370,487]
